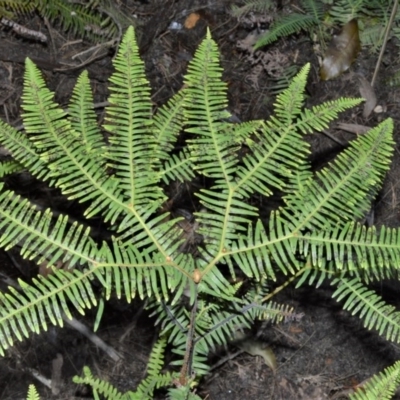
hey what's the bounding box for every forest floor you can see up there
[1,0,400,399]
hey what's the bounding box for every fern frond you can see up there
[20,59,127,223]
[329,0,366,23]
[160,148,195,184]
[68,70,104,162]
[133,338,181,399]
[0,188,97,267]
[0,159,24,178]
[26,384,40,400]
[283,108,391,232]
[0,268,97,355]
[104,26,162,210]
[255,13,319,49]
[0,0,35,18]
[234,64,313,198]
[361,23,386,52]
[73,366,126,400]
[230,0,274,18]
[301,0,325,20]
[299,221,400,280]
[230,214,300,281]
[185,29,238,183]
[36,0,117,40]
[0,121,48,179]
[153,91,194,183]
[167,387,203,400]
[349,360,400,400]
[97,241,192,302]
[153,91,186,165]
[332,277,400,343]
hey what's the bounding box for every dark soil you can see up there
[1,1,400,399]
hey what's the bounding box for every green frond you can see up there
[153,91,194,183]
[20,59,128,223]
[230,214,299,281]
[0,0,35,18]
[153,91,186,164]
[0,120,49,180]
[329,0,365,23]
[36,0,117,40]
[361,23,386,52]
[146,337,167,377]
[285,118,394,232]
[68,70,104,162]
[184,28,238,183]
[0,24,399,396]
[230,0,274,18]
[167,387,203,400]
[0,187,97,267]
[349,360,400,400]
[295,98,364,134]
[274,63,309,122]
[73,366,126,400]
[160,148,195,183]
[95,241,192,302]
[295,264,330,288]
[234,64,313,198]
[0,159,24,178]
[133,337,181,399]
[255,13,319,49]
[301,0,325,20]
[332,277,400,343]
[26,384,40,400]
[104,26,164,213]
[299,222,400,280]
[0,268,97,355]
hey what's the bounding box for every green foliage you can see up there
[230,0,274,18]
[0,25,399,398]
[73,339,181,399]
[251,0,396,54]
[0,0,129,40]
[349,361,400,400]
[254,0,325,49]
[26,385,40,400]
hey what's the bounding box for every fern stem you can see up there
[179,283,198,385]
[262,267,308,302]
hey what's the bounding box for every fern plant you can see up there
[0,25,400,398]
[252,0,396,53]
[349,361,400,400]
[253,0,326,49]
[0,0,130,40]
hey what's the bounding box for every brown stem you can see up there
[179,283,198,386]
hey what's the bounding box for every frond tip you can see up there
[349,360,400,400]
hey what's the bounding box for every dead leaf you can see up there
[289,325,303,334]
[237,338,277,372]
[337,122,370,135]
[357,75,377,118]
[320,19,361,80]
[184,13,201,29]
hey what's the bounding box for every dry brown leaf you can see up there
[184,13,201,29]
[357,75,377,118]
[320,19,361,80]
[337,122,370,135]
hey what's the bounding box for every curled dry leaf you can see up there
[357,75,377,118]
[337,122,371,135]
[320,19,360,81]
[238,338,277,372]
